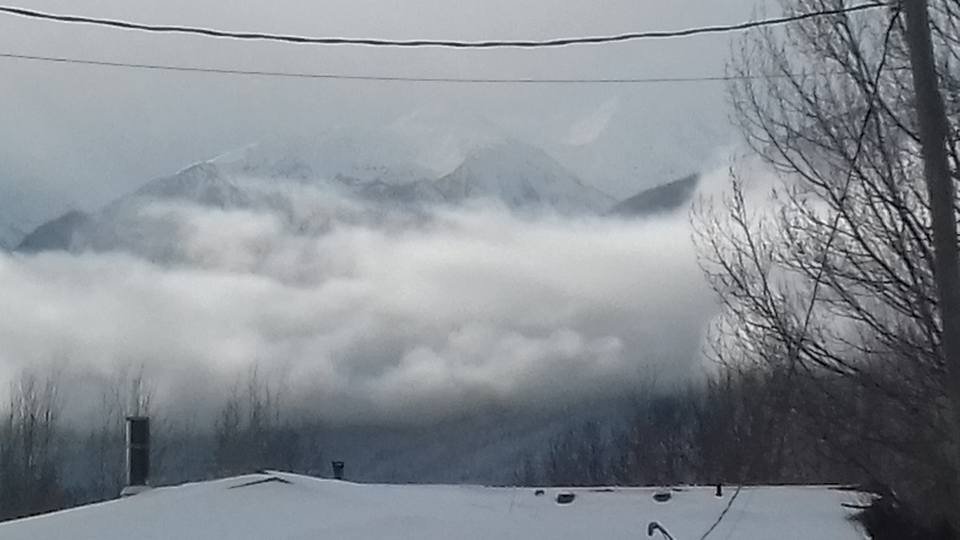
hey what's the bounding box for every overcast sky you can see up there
[0,0,757,222]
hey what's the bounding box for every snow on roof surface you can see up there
[0,472,865,539]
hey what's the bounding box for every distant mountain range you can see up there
[15,138,699,256]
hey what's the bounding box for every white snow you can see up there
[0,473,866,539]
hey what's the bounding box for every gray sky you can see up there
[0,0,757,222]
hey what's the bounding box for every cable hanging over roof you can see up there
[0,3,889,49]
[0,51,799,84]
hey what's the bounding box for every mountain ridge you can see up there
[15,138,697,256]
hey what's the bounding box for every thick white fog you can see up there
[0,175,720,424]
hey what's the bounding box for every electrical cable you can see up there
[0,3,889,49]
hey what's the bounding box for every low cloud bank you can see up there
[0,180,720,425]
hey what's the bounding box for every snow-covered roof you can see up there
[0,472,865,539]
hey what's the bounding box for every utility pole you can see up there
[902,0,960,522]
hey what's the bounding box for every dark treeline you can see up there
[0,354,946,540]
[0,367,324,522]
[516,367,861,488]
[0,361,876,524]
[0,363,613,521]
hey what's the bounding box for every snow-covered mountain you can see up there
[124,162,253,209]
[214,131,437,187]
[204,126,605,215]
[16,163,255,255]
[431,143,613,214]
[18,133,618,256]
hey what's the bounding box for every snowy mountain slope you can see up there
[609,174,700,218]
[5,163,252,254]
[16,210,93,253]
[0,472,865,540]
[18,134,618,256]
[432,142,614,213]
[333,174,445,207]
[215,131,438,186]
[15,162,258,257]
[310,131,438,185]
[124,162,253,209]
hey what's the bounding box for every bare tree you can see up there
[694,0,960,530]
[213,366,306,476]
[0,369,65,520]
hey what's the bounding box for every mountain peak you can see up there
[434,142,612,213]
[129,162,251,208]
[211,143,316,181]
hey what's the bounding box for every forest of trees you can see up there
[517,370,861,489]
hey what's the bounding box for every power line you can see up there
[0,51,783,84]
[0,3,888,49]
[699,486,743,540]
[0,51,907,85]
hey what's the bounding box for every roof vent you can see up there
[331,461,345,480]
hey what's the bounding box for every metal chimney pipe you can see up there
[124,416,150,493]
